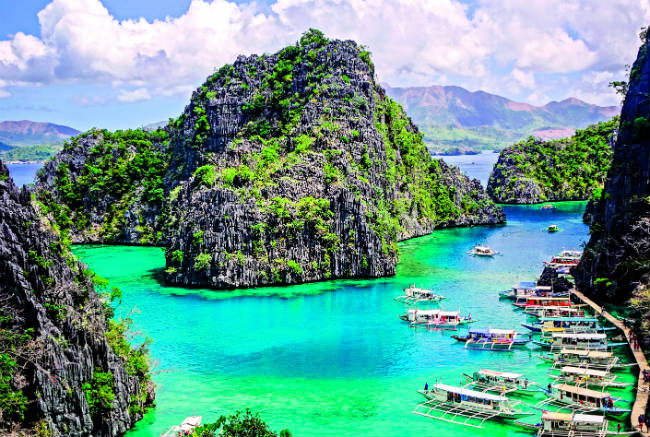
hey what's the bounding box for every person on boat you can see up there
[547,383,552,394]
[468,313,472,320]
[645,416,650,433]
[424,382,428,391]
[638,414,644,431]
[524,378,528,388]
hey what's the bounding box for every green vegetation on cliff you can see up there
[35,30,504,290]
[36,128,169,243]
[575,29,650,336]
[486,117,618,204]
[1,159,154,436]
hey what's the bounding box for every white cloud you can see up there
[0,0,647,106]
[510,68,536,90]
[117,88,151,102]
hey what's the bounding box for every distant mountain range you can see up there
[384,85,618,154]
[0,120,79,148]
[0,87,618,159]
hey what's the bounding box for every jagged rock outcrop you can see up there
[486,119,617,204]
[0,160,153,436]
[537,266,573,293]
[35,30,505,289]
[574,30,650,340]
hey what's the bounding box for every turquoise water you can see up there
[73,201,636,436]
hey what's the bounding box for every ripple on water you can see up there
[73,201,636,437]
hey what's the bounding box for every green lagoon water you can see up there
[73,201,637,436]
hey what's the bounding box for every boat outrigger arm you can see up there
[413,384,531,429]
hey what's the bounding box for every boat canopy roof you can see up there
[434,384,508,401]
[559,348,613,358]
[553,384,610,398]
[536,286,553,291]
[561,366,608,377]
[573,414,605,424]
[542,412,572,422]
[478,369,523,379]
[180,416,203,432]
[474,245,491,250]
[439,311,460,316]
[542,317,598,323]
[552,332,606,340]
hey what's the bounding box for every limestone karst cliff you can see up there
[35,30,505,289]
[574,30,650,339]
[0,159,153,436]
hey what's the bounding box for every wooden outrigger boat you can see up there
[537,384,630,416]
[550,366,631,389]
[470,245,497,257]
[551,366,631,390]
[548,224,559,233]
[500,281,537,299]
[453,328,532,351]
[532,332,626,351]
[462,369,538,395]
[532,411,637,437]
[399,309,476,330]
[515,295,573,310]
[502,283,568,300]
[541,204,557,210]
[535,412,615,437]
[395,285,446,304]
[544,254,581,269]
[522,317,616,334]
[537,349,637,371]
[526,306,587,319]
[158,416,203,437]
[413,383,532,428]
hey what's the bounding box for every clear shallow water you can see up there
[73,201,637,436]
[441,152,499,188]
[6,162,43,187]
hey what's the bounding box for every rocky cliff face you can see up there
[574,32,650,336]
[36,31,504,289]
[35,129,169,245]
[0,160,153,436]
[486,119,617,204]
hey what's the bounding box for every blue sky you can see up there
[0,0,647,131]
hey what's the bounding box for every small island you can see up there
[486,118,617,204]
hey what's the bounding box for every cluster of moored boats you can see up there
[400,249,638,435]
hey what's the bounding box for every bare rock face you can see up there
[35,31,505,290]
[574,32,650,341]
[0,160,153,436]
